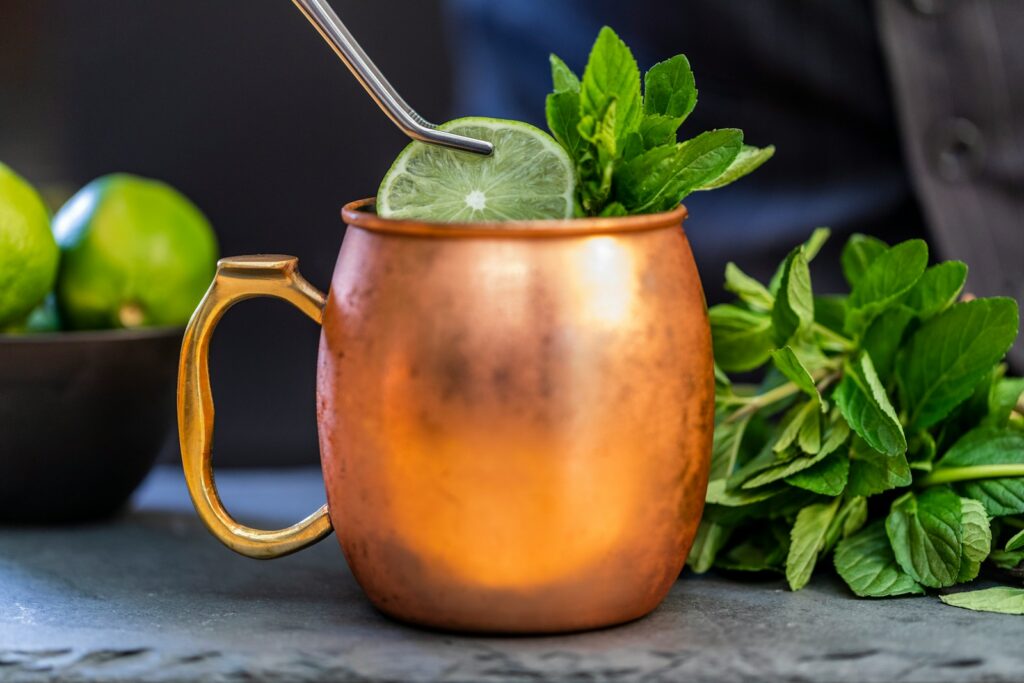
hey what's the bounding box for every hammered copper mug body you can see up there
[178,198,714,634]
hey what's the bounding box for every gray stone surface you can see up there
[1,466,1021,683]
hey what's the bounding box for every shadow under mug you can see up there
[178,198,714,634]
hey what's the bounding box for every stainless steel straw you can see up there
[291,0,494,155]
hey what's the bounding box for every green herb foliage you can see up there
[699,229,1024,614]
[546,27,773,216]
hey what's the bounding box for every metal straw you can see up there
[291,0,494,155]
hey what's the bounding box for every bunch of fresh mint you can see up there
[697,228,1024,614]
[546,27,774,217]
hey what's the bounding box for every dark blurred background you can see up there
[2,1,448,466]
[2,0,1021,466]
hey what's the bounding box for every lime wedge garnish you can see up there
[377,117,575,222]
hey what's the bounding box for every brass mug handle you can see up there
[177,255,333,559]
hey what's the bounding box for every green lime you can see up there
[4,294,61,334]
[53,174,219,330]
[0,163,59,329]
[377,117,575,222]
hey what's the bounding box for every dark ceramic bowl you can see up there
[0,327,181,523]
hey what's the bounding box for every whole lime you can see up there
[53,174,219,330]
[0,163,59,329]
[5,294,61,334]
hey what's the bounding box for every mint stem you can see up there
[918,464,1024,487]
[727,369,840,423]
[811,322,854,351]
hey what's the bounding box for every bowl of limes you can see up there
[0,163,218,523]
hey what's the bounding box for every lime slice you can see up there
[377,117,575,222]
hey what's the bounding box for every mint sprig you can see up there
[702,229,1024,615]
[546,27,774,217]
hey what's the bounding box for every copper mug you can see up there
[178,198,713,633]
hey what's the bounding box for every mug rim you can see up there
[341,198,687,238]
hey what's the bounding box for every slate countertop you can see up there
[1,466,1021,683]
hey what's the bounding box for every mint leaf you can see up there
[885,488,963,588]
[840,233,888,288]
[935,427,1024,517]
[908,430,938,471]
[984,377,1024,428]
[939,587,1024,615]
[709,304,774,372]
[768,228,831,295]
[861,305,915,380]
[823,497,869,556]
[549,54,580,93]
[710,414,750,480]
[834,352,906,456]
[771,247,814,345]
[638,114,681,149]
[823,496,868,556]
[790,343,833,375]
[742,449,824,489]
[835,522,925,597]
[621,132,644,161]
[717,522,790,573]
[577,98,619,211]
[936,368,1000,446]
[705,479,784,506]
[816,413,853,456]
[597,202,626,217]
[956,497,991,583]
[814,295,847,334]
[787,498,841,590]
[771,346,822,406]
[714,362,732,389]
[643,54,696,121]
[904,261,967,320]
[897,298,1020,429]
[989,548,1024,570]
[1007,529,1024,551]
[848,437,912,496]
[695,145,775,191]
[688,519,732,573]
[724,262,774,311]
[802,227,832,262]
[545,90,584,159]
[846,239,928,334]
[580,27,642,145]
[772,401,817,454]
[786,452,849,496]
[744,418,848,488]
[726,439,777,489]
[579,98,618,155]
[615,129,742,213]
[799,410,822,453]
[837,496,869,542]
